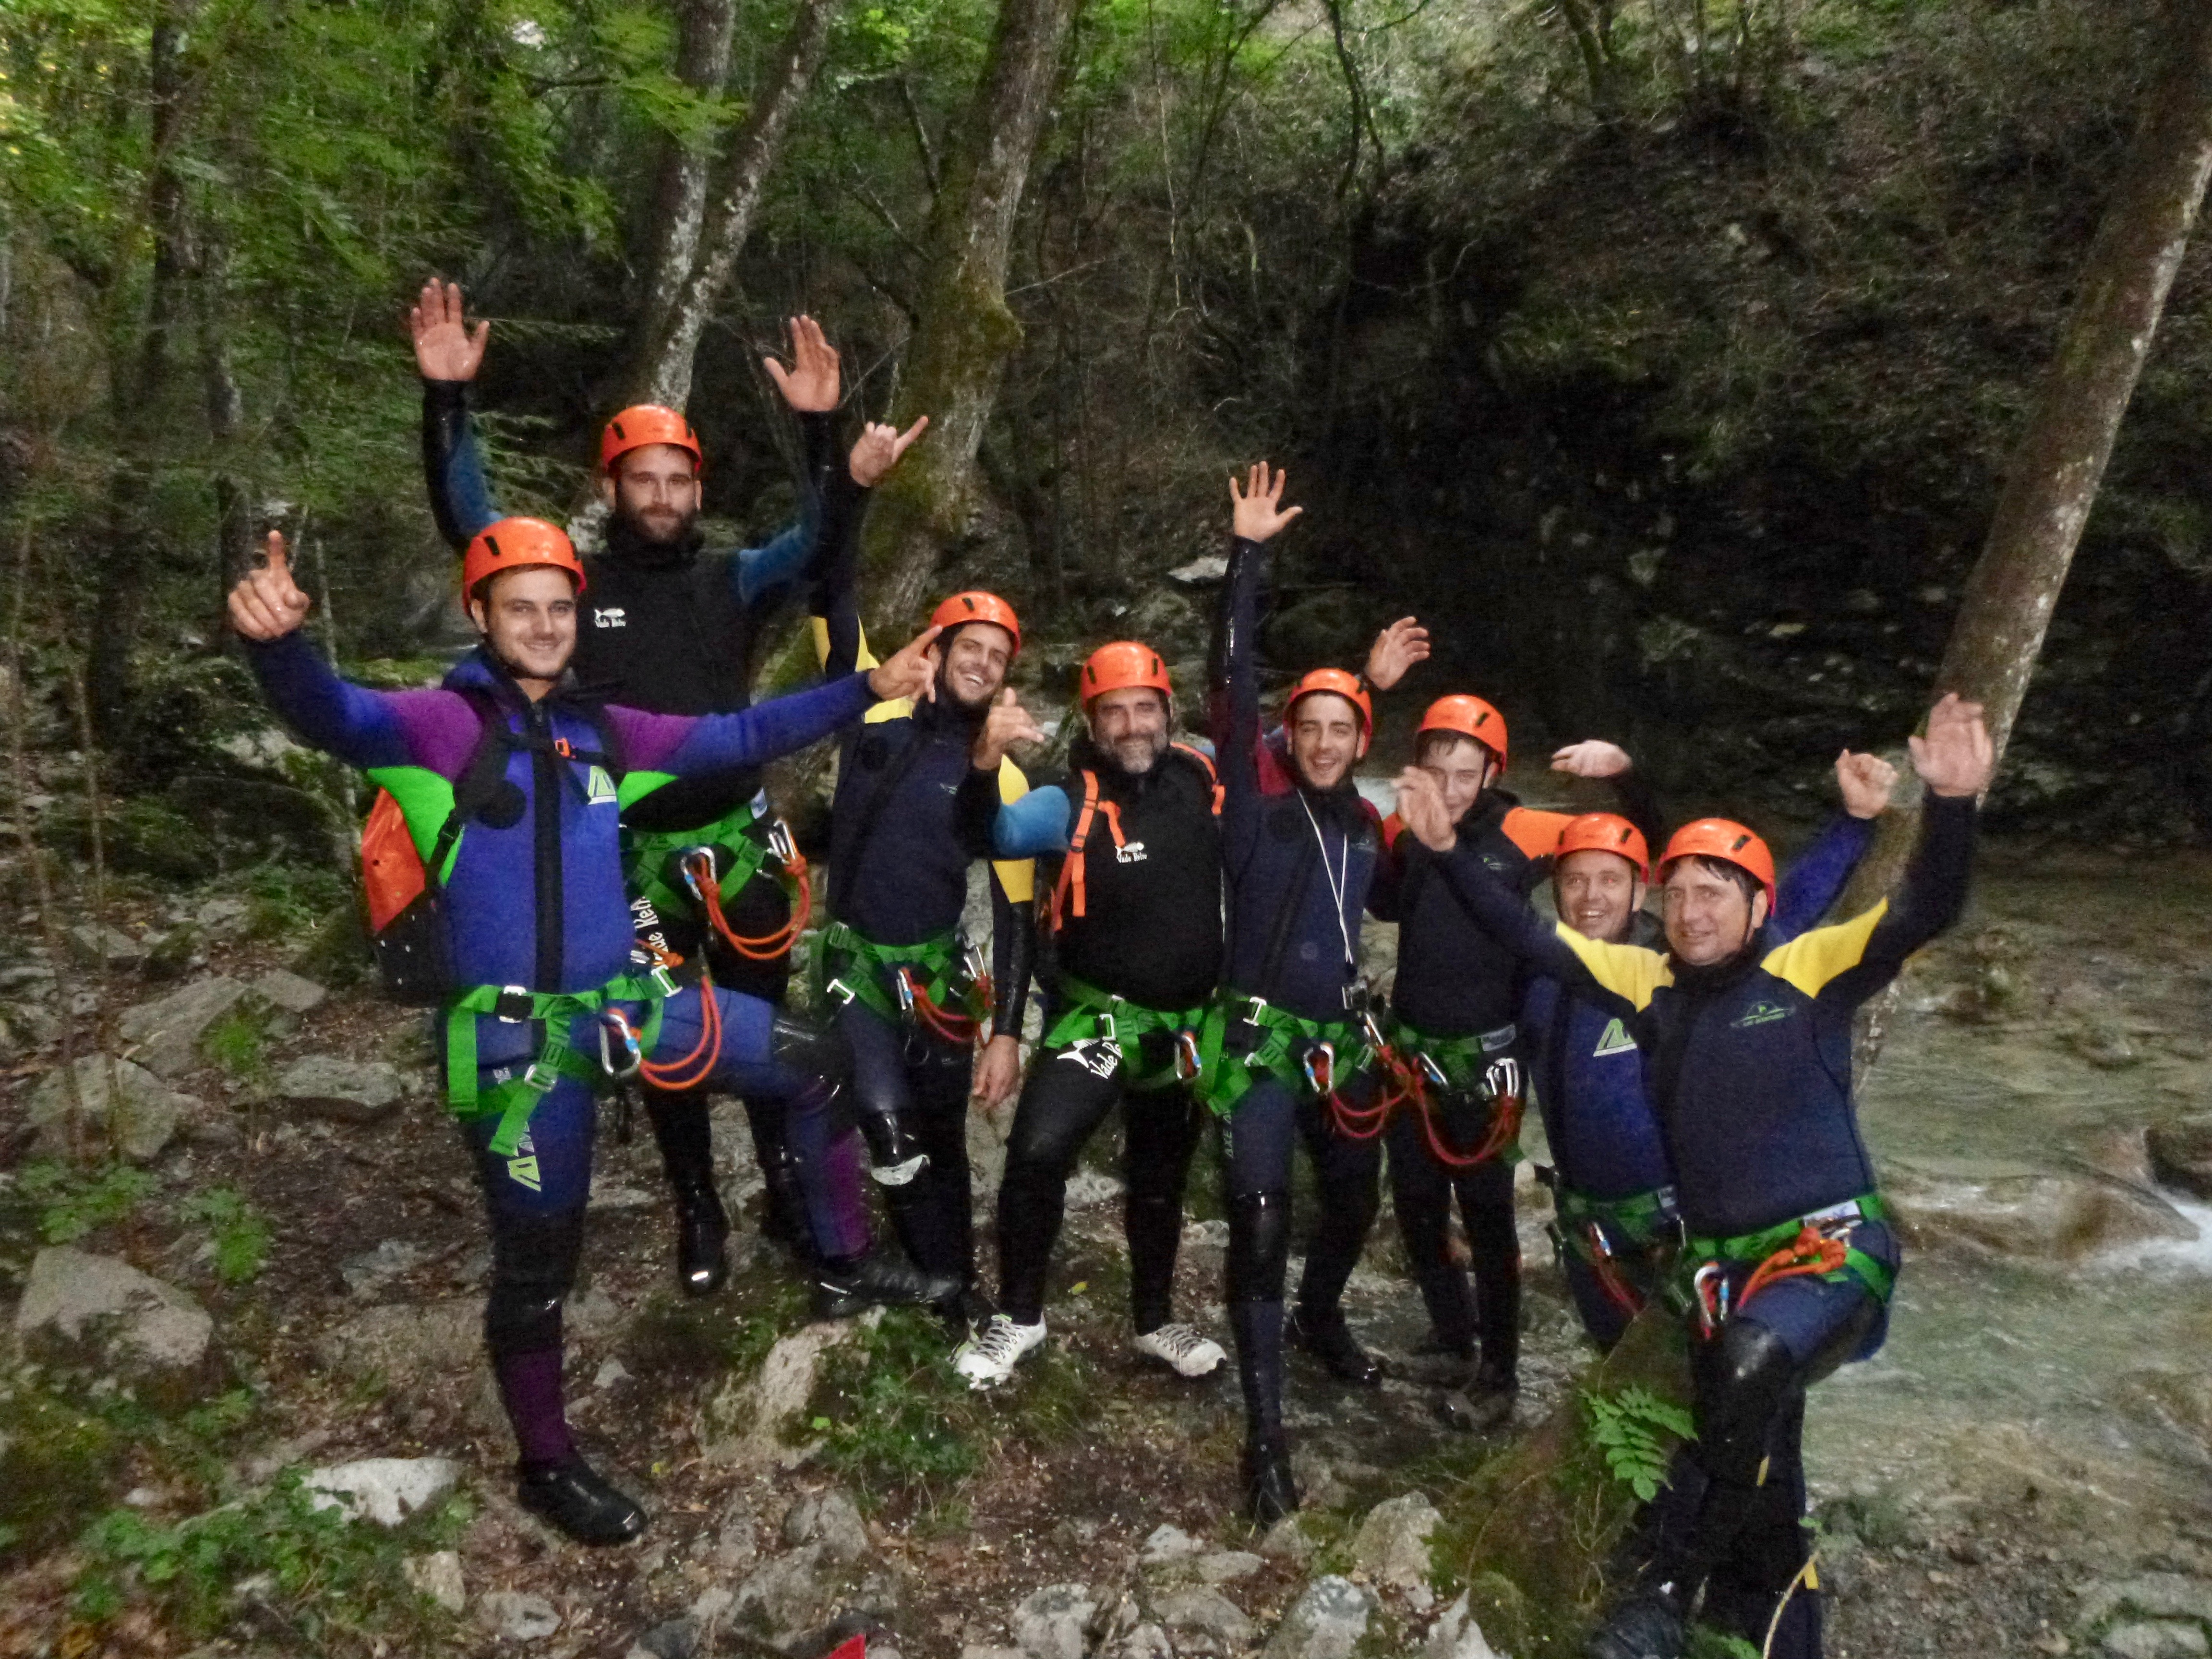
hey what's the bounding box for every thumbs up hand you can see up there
[228,531,313,641]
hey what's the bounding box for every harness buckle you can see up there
[553,736,575,759]
[493,986,535,1023]
[825,976,858,1008]
[521,1060,559,1094]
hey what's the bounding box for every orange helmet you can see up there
[1658,818,1775,908]
[930,590,1022,655]
[1078,641,1171,706]
[462,517,586,603]
[1284,668,1373,753]
[1556,813,1650,881]
[1418,694,1508,770]
[599,404,702,475]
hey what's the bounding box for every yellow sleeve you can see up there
[992,759,1035,903]
[1551,924,1672,1011]
[1760,900,1889,1000]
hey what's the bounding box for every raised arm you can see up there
[410,279,500,548]
[1211,463,1302,800]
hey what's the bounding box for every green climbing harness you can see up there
[814,919,990,1045]
[1041,974,1207,1089]
[1193,990,1376,1118]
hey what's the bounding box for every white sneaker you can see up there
[953,1314,1048,1389]
[1132,1322,1226,1378]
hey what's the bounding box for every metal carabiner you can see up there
[1419,1050,1450,1090]
[598,1009,644,1080]
[767,817,799,868]
[894,969,918,1014]
[678,846,716,901]
[1301,1040,1336,1098]
[1173,1028,1202,1082]
[1692,1261,1729,1338]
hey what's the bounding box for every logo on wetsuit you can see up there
[1592,1018,1637,1057]
[1732,1000,1794,1029]
[1115,841,1147,864]
[593,607,628,628]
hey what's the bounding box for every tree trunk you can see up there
[858,0,1083,633]
[195,239,251,630]
[1838,0,2212,949]
[621,0,842,411]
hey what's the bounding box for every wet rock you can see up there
[1193,1551,1264,1584]
[1420,1592,1502,1659]
[340,1239,429,1298]
[1263,1576,1375,1659]
[306,1456,459,1526]
[1013,1584,1098,1659]
[1351,1492,1440,1590]
[2079,1575,2212,1629]
[405,1549,467,1613]
[480,1589,562,1642]
[2105,1624,2209,1659]
[13,1246,213,1377]
[2147,1116,2212,1201]
[118,975,246,1077]
[1140,1524,1207,1564]
[1154,1587,1255,1647]
[278,1055,405,1124]
[315,1298,481,1378]
[30,1055,199,1161]
[252,967,326,1013]
[1884,1156,2197,1259]
[784,1489,871,1563]
[2065,1027,2144,1070]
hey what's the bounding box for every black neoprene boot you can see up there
[1289,1305,1382,1386]
[812,1252,963,1319]
[1242,1433,1300,1526]
[517,1454,648,1546]
[756,1142,812,1257]
[673,1181,731,1298]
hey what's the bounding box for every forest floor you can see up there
[2,844,2212,1658]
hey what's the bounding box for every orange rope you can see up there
[685,848,812,962]
[638,959,721,1091]
[1586,1226,1646,1316]
[899,967,990,1049]
[1739,1226,1849,1308]
[1369,1040,1516,1168]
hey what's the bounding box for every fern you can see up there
[1583,1386,1696,1502]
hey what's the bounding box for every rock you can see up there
[29,1055,199,1161]
[1141,1524,1208,1564]
[1168,554,1228,587]
[306,1456,459,1527]
[1263,1577,1375,1659]
[1111,1625,1175,1659]
[314,1298,481,1378]
[701,1320,863,1465]
[2079,1575,2212,1629]
[1013,1585,1099,1659]
[783,1489,871,1563]
[2105,1624,2209,1659]
[1194,1551,1265,1584]
[278,1055,406,1124]
[1064,1169,1124,1209]
[71,924,146,967]
[118,976,246,1077]
[1155,1587,1255,1646]
[480,1589,562,1643]
[595,1357,633,1389]
[193,896,252,935]
[252,967,326,1013]
[340,1239,429,1298]
[962,1649,1026,1659]
[13,1246,214,1378]
[630,1616,703,1659]
[733,1546,835,1640]
[713,1496,759,1571]
[1351,1492,1441,1590]
[589,1183,659,1212]
[1884,1156,2198,1259]
[1420,1592,1502,1659]
[405,1550,467,1613]
[1259,1518,1318,1565]
[2148,1116,2212,1201]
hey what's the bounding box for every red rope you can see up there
[1739,1226,1849,1308]
[638,951,721,1091]
[685,848,812,963]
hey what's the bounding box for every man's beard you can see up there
[936,661,996,717]
[1102,729,1168,774]
[605,505,703,568]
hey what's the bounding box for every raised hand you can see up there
[973,688,1046,769]
[228,531,313,642]
[1909,693,1995,799]
[763,315,840,413]
[849,416,930,488]
[1551,739,1633,779]
[1364,616,1431,692]
[1394,766,1458,854]
[1835,749,1899,819]
[1229,463,1303,544]
[408,278,489,382]
[869,624,943,705]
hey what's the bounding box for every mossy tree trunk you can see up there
[859,0,1084,634]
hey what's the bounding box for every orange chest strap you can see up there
[1051,770,1104,928]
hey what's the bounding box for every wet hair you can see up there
[1416,730,1498,771]
[1670,854,1761,904]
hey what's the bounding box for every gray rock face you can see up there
[14,1246,214,1374]
[30,1055,200,1161]
[314,1298,481,1377]
[783,1489,871,1563]
[306,1456,460,1526]
[1885,1155,2198,1259]
[2105,1623,2211,1659]
[480,1589,562,1642]
[2148,1115,2212,1201]
[119,976,246,1077]
[1013,1584,1099,1659]
[1155,1587,1256,1647]
[1421,1592,1502,1659]
[1263,1577,1375,1659]
[340,1239,430,1298]
[278,1055,405,1123]
[252,967,327,1013]
[1351,1492,1441,1590]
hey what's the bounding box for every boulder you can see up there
[306,1457,459,1527]
[70,924,146,967]
[1420,1593,1503,1659]
[1350,1492,1441,1590]
[1013,1585,1099,1659]
[278,1055,406,1124]
[405,1549,467,1613]
[1154,1587,1255,1646]
[29,1056,199,1161]
[314,1298,482,1378]
[118,976,246,1077]
[2148,1115,2212,1201]
[701,1320,863,1466]
[1194,1551,1264,1584]
[14,1247,214,1381]
[1109,1624,1174,1659]
[480,1590,562,1643]
[1263,1577,1375,1659]
[2105,1624,2210,1659]
[252,968,327,1013]
[1883,1156,2197,1260]
[1139,1525,1207,1564]
[733,1546,836,1640]
[783,1489,871,1563]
